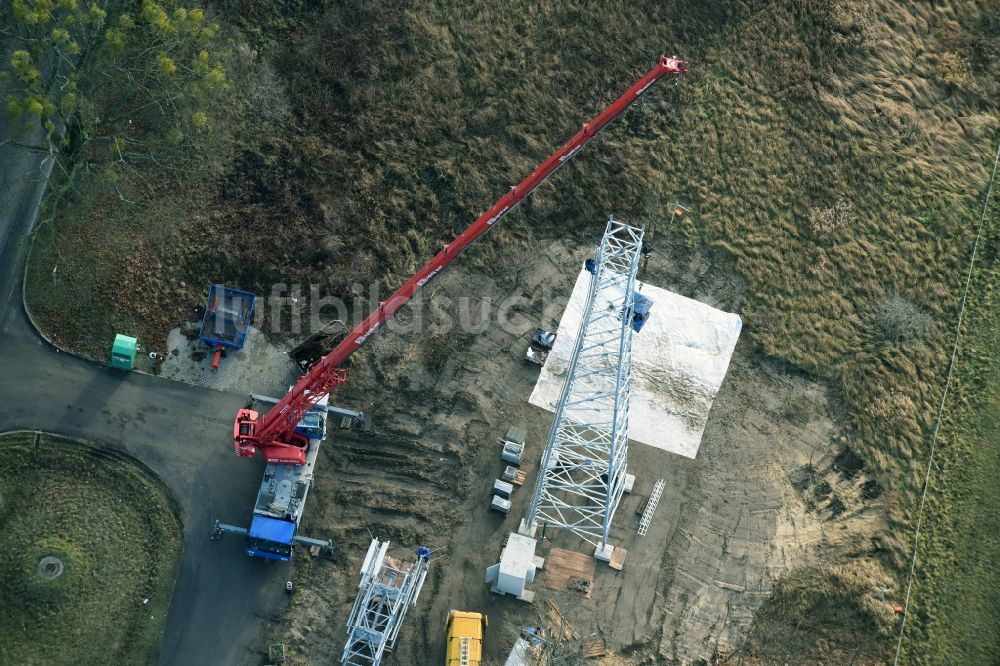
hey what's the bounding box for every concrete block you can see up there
[594,543,615,562]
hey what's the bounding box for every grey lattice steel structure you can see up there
[341,539,430,666]
[525,217,645,550]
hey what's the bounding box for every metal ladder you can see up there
[459,637,471,666]
[637,478,665,536]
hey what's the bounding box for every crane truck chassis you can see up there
[217,56,687,561]
[212,394,334,560]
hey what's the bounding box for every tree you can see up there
[1,0,229,179]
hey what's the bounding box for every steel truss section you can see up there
[638,478,665,536]
[341,539,429,666]
[525,217,644,549]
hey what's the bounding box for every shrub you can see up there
[871,291,933,342]
[937,51,972,90]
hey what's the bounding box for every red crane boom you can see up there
[235,55,687,465]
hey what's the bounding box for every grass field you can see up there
[20,0,1000,661]
[0,433,182,666]
[897,195,1000,662]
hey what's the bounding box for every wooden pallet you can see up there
[608,547,627,571]
[580,633,607,658]
[545,598,578,641]
[543,548,596,598]
[502,466,527,486]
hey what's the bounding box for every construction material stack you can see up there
[500,426,526,465]
[504,628,545,666]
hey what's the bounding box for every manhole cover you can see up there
[38,556,64,580]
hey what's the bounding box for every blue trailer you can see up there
[199,284,256,369]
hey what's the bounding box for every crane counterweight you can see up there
[234,56,687,465]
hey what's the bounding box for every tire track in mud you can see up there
[281,412,475,663]
[323,429,468,542]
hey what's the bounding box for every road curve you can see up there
[0,122,287,665]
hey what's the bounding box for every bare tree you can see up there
[2,0,230,181]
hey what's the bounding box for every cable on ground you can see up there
[893,139,1000,664]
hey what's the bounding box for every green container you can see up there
[109,334,137,370]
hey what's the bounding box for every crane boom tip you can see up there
[660,55,688,75]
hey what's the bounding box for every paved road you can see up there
[0,119,286,665]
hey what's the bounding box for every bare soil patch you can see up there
[272,238,885,665]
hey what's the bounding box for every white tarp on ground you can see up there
[528,270,742,459]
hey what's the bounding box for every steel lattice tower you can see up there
[341,540,429,666]
[524,217,644,554]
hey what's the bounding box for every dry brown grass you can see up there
[734,560,898,665]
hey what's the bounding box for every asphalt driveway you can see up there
[0,117,288,665]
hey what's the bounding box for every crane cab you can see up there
[246,515,295,561]
[233,407,310,465]
[234,408,259,458]
[294,411,326,440]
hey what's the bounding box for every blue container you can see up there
[198,284,256,349]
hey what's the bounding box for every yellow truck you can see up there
[445,610,487,666]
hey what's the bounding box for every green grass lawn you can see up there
[0,433,182,666]
[899,199,1000,662]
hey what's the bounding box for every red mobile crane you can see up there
[234,56,688,465]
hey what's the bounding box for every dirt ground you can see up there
[270,231,885,665]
